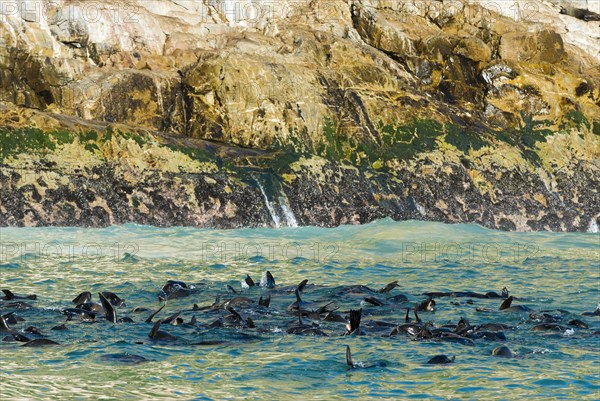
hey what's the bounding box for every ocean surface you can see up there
[0,219,598,400]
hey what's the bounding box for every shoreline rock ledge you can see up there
[1,0,599,231]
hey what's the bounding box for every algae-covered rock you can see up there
[0,0,598,231]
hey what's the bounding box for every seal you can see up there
[148,320,177,341]
[499,296,530,312]
[416,297,436,312]
[427,355,455,364]
[530,323,565,332]
[22,339,60,347]
[560,6,600,22]
[286,306,326,335]
[159,280,194,301]
[3,333,31,342]
[491,345,514,358]
[63,308,97,321]
[99,353,149,365]
[2,289,37,300]
[222,296,255,309]
[568,319,589,329]
[582,302,600,317]
[424,288,508,299]
[224,307,255,329]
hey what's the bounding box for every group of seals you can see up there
[1,273,598,367]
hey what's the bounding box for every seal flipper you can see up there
[316,301,339,315]
[501,287,509,298]
[377,281,399,294]
[499,296,514,311]
[149,320,162,339]
[2,289,15,300]
[227,285,237,294]
[227,307,243,322]
[162,311,182,325]
[258,295,271,307]
[414,304,421,323]
[0,316,11,332]
[297,279,308,293]
[244,275,255,287]
[346,345,354,368]
[98,292,116,323]
[145,304,165,323]
[72,291,92,304]
[364,297,385,306]
[260,271,276,288]
[349,309,362,334]
[293,288,303,311]
[101,291,126,307]
[405,308,410,323]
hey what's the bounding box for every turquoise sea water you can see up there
[0,219,599,400]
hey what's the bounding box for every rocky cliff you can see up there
[1,0,599,231]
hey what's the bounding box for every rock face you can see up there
[0,0,599,231]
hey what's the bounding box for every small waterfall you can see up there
[279,195,298,228]
[589,218,599,233]
[256,178,281,228]
[252,173,298,228]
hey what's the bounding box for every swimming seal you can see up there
[568,319,589,329]
[286,306,326,335]
[4,333,31,342]
[427,355,455,364]
[99,353,149,365]
[491,345,514,358]
[159,280,194,301]
[582,302,600,317]
[148,320,177,341]
[2,289,37,300]
[22,339,60,347]
[416,298,436,312]
[499,296,530,312]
